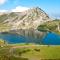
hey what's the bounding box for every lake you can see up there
[0,29,60,45]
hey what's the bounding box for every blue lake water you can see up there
[42,32,60,45]
[0,33,43,44]
[0,31,60,45]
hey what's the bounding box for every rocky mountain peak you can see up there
[24,7,49,20]
[0,7,51,30]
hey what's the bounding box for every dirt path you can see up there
[11,45,37,49]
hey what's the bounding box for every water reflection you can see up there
[0,29,46,44]
[10,29,46,39]
[0,30,60,45]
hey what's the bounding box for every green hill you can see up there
[37,19,60,34]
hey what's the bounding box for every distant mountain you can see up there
[0,7,50,32]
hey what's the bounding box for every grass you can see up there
[21,45,60,59]
[0,44,60,60]
[0,23,11,32]
[37,20,60,34]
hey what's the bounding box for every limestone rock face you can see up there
[0,7,50,30]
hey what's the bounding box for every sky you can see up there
[0,0,60,18]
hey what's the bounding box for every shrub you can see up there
[34,48,40,52]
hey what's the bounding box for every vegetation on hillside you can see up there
[0,39,8,47]
[37,19,60,34]
[0,14,8,22]
[0,23,11,32]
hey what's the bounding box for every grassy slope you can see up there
[0,44,60,60]
[37,20,60,34]
[0,12,17,32]
[16,45,60,59]
[0,23,11,32]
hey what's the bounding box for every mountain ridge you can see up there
[0,7,51,32]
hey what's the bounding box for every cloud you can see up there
[0,6,29,13]
[0,10,8,12]
[0,0,7,5]
[11,6,29,12]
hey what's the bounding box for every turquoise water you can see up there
[0,33,42,44]
[42,32,60,45]
[0,31,60,45]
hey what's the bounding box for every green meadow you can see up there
[0,44,60,60]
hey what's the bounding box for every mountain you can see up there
[0,7,50,32]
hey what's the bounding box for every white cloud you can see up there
[0,6,29,13]
[0,0,7,5]
[0,10,8,12]
[11,6,29,12]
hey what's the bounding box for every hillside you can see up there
[0,7,50,32]
[37,19,60,34]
